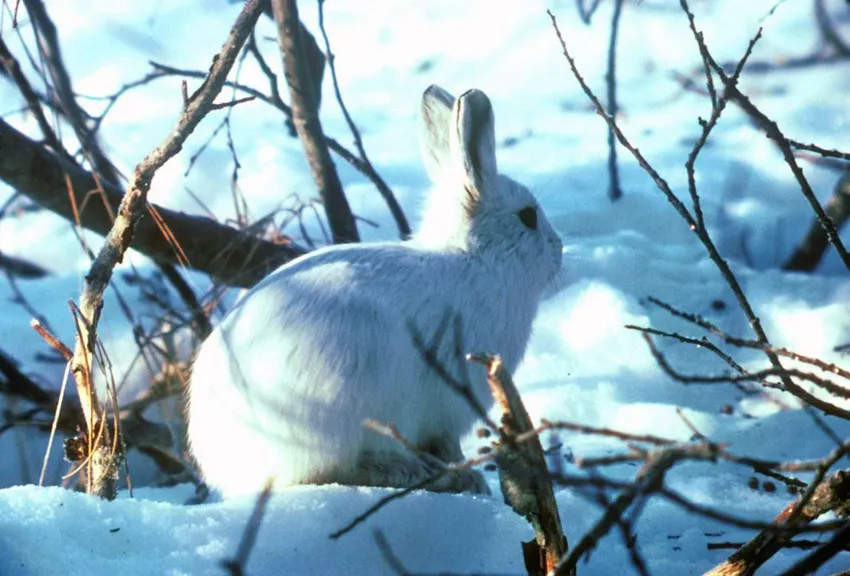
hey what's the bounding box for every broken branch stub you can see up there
[469,353,571,576]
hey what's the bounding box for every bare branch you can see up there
[372,530,410,576]
[408,315,499,432]
[637,329,850,420]
[316,0,410,238]
[624,324,758,396]
[469,354,569,575]
[65,0,266,499]
[705,60,850,271]
[540,418,676,447]
[605,0,624,201]
[814,0,850,56]
[549,5,799,413]
[155,261,212,338]
[785,170,850,271]
[788,140,850,162]
[329,449,495,540]
[780,520,850,576]
[704,470,850,576]
[147,61,399,205]
[222,479,274,576]
[0,346,78,430]
[681,3,762,230]
[575,0,604,25]
[21,0,120,186]
[557,443,722,574]
[0,36,69,161]
[0,252,49,279]
[0,118,306,288]
[270,0,359,244]
[641,296,850,381]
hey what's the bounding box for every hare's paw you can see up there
[350,450,490,495]
[349,450,434,489]
[418,435,491,495]
[428,467,491,495]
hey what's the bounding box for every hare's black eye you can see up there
[518,206,537,230]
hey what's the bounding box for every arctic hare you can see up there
[187,85,562,496]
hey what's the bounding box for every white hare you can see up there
[187,85,563,496]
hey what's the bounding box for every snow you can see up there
[1,0,849,574]
[0,484,530,576]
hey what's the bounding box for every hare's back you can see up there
[213,243,459,386]
[244,242,458,319]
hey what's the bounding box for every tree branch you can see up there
[316,0,410,239]
[0,36,69,162]
[470,354,570,575]
[605,0,624,201]
[21,0,120,186]
[710,63,850,271]
[270,0,359,243]
[549,5,800,413]
[0,118,305,288]
[66,0,266,499]
[785,170,850,271]
[704,470,850,576]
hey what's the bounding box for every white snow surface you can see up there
[1,0,849,574]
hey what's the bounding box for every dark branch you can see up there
[785,170,850,272]
[316,0,410,239]
[270,0,359,244]
[0,118,305,288]
[605,0,624,201]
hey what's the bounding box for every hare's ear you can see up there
[420,85,455,182]
[450,89,497,202]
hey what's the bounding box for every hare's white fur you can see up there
[187,86,563,496]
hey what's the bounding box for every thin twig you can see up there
[552,0,804,414]
[704,57,850,271]
[373,530,410,576]
[642,296,850,381]
[270,0,359,244]
[222,479,274,576]
[780,520,850,576]
[329,450,494,540]
[316,0,410,238]
[408,315,499,432]
[540,418,676,446]
[0,36,69,161]
[146,61,396,197]
[788,140,850,162]
[705,470,850,576]
[785,170,850,271]
[575,0,604,25]
[66,0,266,499]
[639,331,850,420]
[814,0,850,56]
[556,443,722,574]
[38,359,71,487]
[0,118,306,288]
[681,0,761,230]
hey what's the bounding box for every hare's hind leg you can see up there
[349,450,434,489]
[420,435,490,495]
[349,447,489,494]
